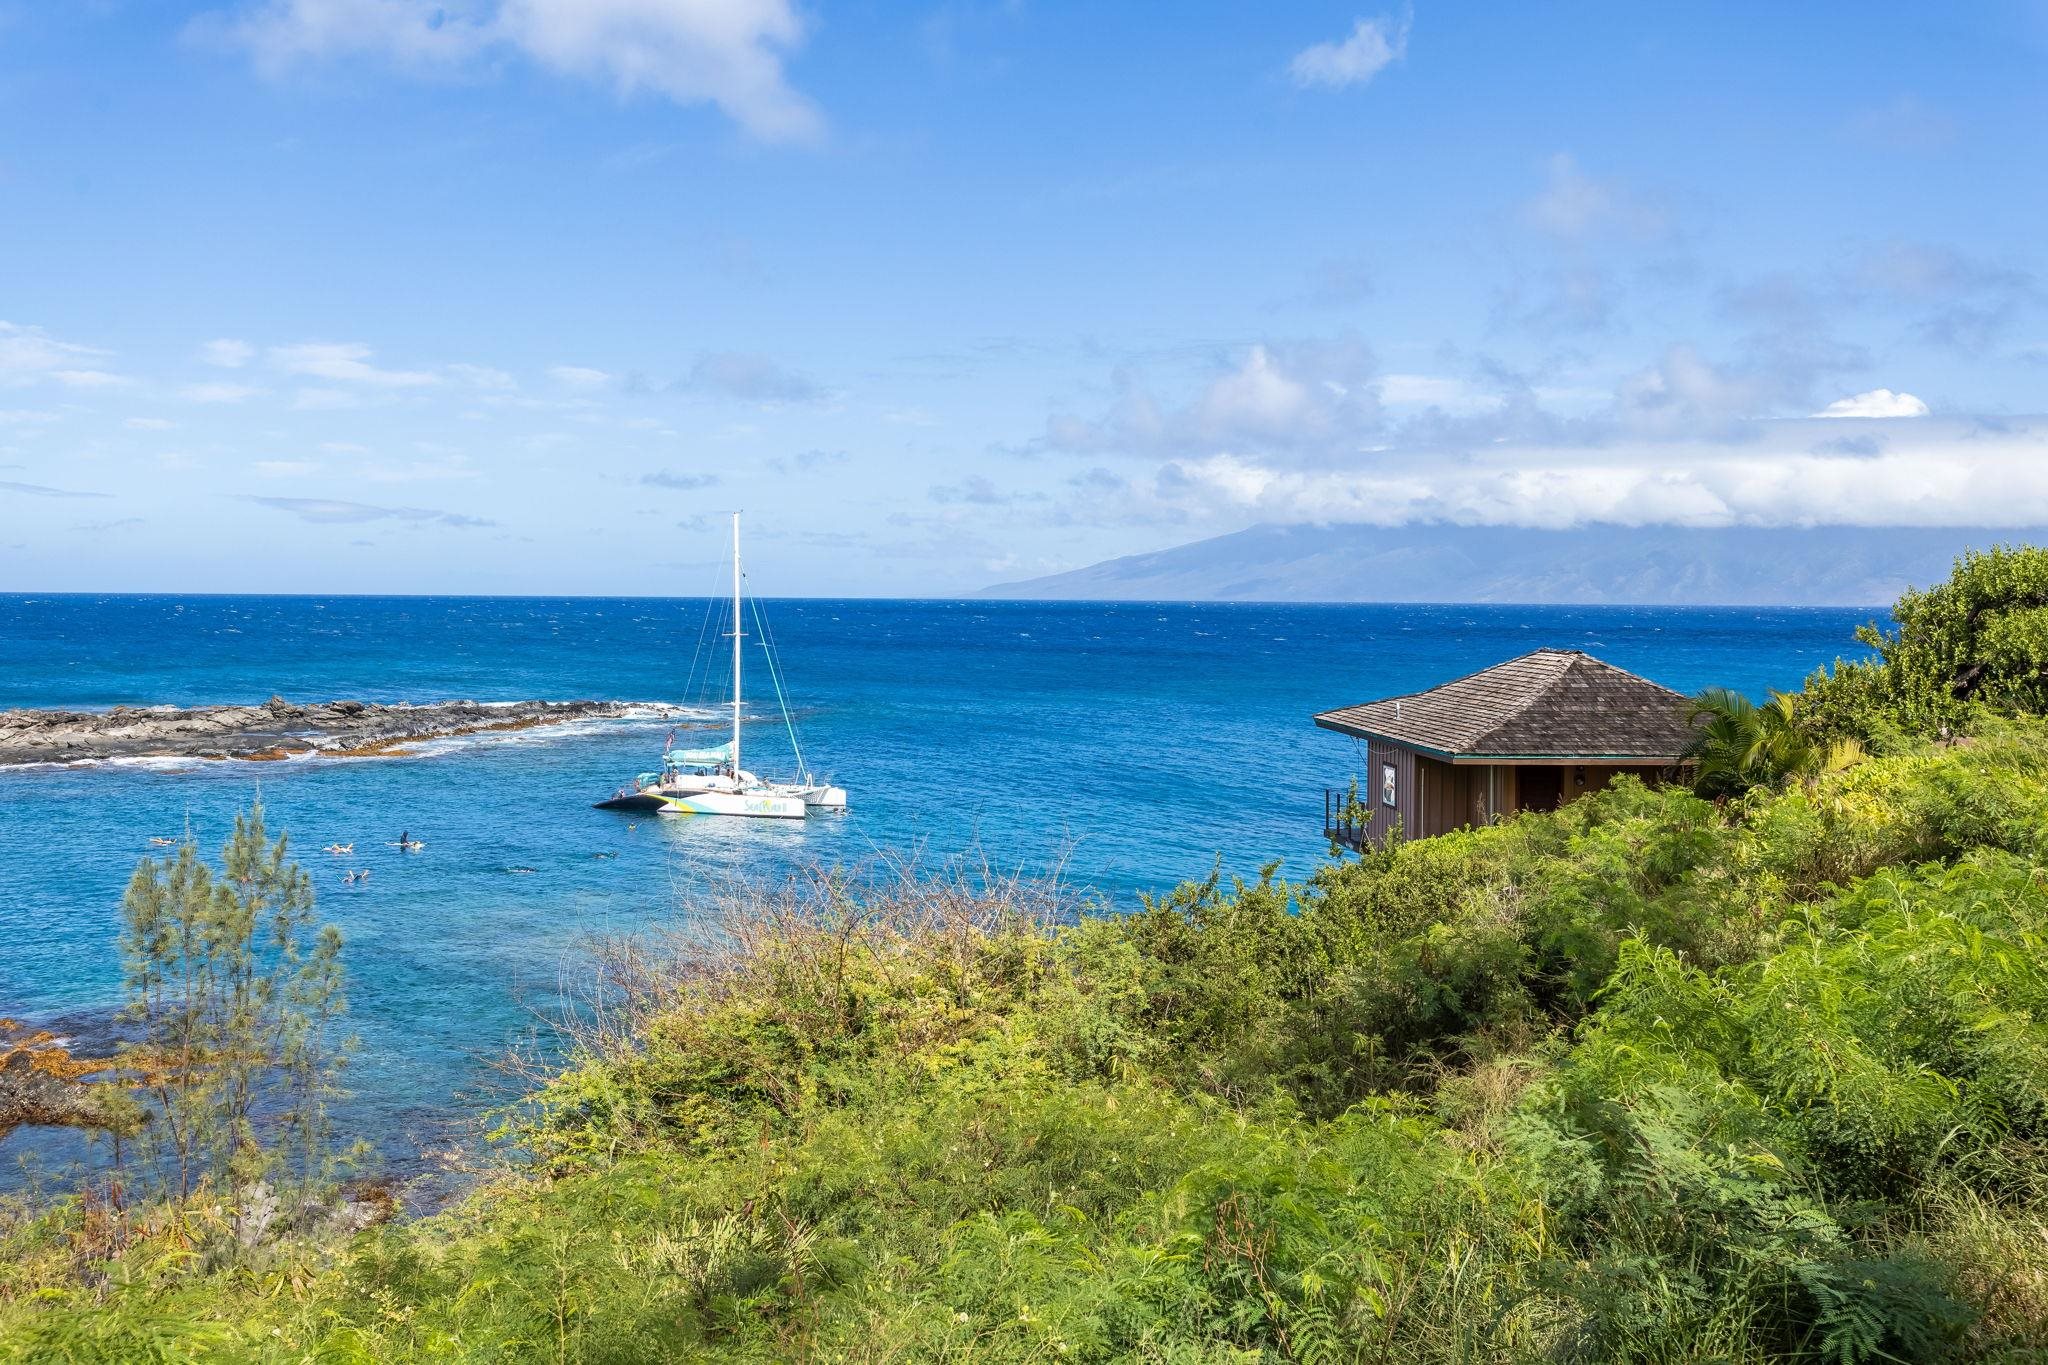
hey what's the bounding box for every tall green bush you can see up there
[1805,544,2048,741]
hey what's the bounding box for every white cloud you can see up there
[549,364,612,389]
[362,452,480,483]
[125,417,177,431]
[1846,95,1956,153]
[1814,388,1930,419]
[0,321,119,388]
[292,386,360,410]
[1046,341,1380,457]
[204,0,821,143]
[53,369,127,388]
[253,459,321,477]
[1613,345,1808,437]
[201,337,255,368]
[686,351,823,404]
[246,494,493,527]
[271,341,439,387]
[505,0,821,143]
[182,382,261,403]
[1116,419,2048,532]
[1521,153,1669,242]
[1289,12,1408,89]
[0,479,112,499]
[449,362,516,390]
[1379,373,1497,411]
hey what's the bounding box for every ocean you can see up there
[0,594,1877,1186]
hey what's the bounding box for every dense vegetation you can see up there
[10,549,2048,1361]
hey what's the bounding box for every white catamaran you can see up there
[595,513,848,820]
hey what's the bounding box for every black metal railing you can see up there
[1324,787,1370,850]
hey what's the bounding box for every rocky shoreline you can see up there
[0,697,673,767]
[0,1020,127,1141]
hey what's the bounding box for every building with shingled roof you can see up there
[1314,648,1696,848]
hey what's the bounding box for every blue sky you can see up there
[1,1,2045,595]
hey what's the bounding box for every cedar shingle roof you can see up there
[1313,648,1695,760]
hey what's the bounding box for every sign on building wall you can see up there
[1381,762,1397,807]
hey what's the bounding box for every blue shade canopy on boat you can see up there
[666,741,735,767]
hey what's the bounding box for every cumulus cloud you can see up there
[246,495,493,526]
[685,351,823,404]
[201,0,821,143]
[1814,388,1929,419]
[270,342,439,387]
[1612,344,1810,438]
[1289,11,1408,89]
[1045,341,1381,458]
[1025,327,2025,540]
[201,337,255,367]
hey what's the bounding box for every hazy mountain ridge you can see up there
[981,524,2037,606]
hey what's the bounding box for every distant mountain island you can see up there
[981,523,2039,606]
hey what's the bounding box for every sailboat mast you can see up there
[731,511,742,777]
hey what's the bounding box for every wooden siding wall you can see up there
[1357,743,1504,841]
[1416,754,1472,839]
[1349,747,1673,845]
[1355,739,1415,846]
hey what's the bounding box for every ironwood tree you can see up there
[117,802,356,1227]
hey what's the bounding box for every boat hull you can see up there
[593,792,670,813]
[595,788,805,819]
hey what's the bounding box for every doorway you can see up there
[1518,766,1563,812]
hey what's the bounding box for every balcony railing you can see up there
[1324,787,1370,851]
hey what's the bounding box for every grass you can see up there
[12,723,2048,1360]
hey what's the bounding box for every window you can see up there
[1381,762,1397,807]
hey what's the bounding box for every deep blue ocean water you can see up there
[0,594,1879,1185]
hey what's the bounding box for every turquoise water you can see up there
[0,595,1877,1182]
